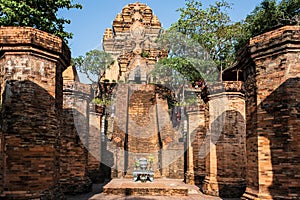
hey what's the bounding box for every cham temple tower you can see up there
[100,2,186,179]
[103,1,167,82]
[0,1,299,199]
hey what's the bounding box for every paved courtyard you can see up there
[66,179,238,200]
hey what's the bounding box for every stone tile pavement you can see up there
[66,179,239,200]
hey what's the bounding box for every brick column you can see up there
[241,25,300,199]
[202,81,246,198]
[185,104,207,185]
[0,26,70,199]
[88,111,102,182]
[60,66,92,193]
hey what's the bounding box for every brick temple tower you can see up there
[100,2,185,179]
[102,2,167,83]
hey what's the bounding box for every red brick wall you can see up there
[61,80,92,193]
[1,81,60,194]
[107,84,184,179]
[88,112,102,182]
[0,26,70,199]
[187,105,207,184]
[202,81,246,198]
[240,25,300,199]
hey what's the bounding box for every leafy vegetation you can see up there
[92,97,112,106]
[154,0,299,86]
[72,50,114,84]
[0,0,82,42]
[236,0,300,49]
[72,49,114,98]
[170,0,241,70]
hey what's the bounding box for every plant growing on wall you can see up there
[0,0,82,42]
[92,97,112,107]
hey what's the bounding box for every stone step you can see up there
[102,179,189,196]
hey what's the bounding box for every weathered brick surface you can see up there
[202,82,246,198]
[0,26,70,65]
[103,2,167,82]
[108,84,184,179]
[188,105,207,184]
[0,26,69,199]
[126,85,160,175]
[0,10,298,200]
[100,2,184,180]
[232,25,300,199]
[61,69,92,194]
[88,111,102,182]
[0,136,2,193]
[0,80,64,199]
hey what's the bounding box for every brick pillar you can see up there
[0,27,70,199]
[241,25,300,199]
[185,105,205,184]
[202,81,246,198]
[60,66,92,194]
[106,84,129,178]
[0,124,3,194]
[187,104,207,185]
[88,111,102,182]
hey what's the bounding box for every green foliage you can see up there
[92,97,112,106]
[171,0,240,70]
[72,49,114,83]
[152,29,219,87]
[0,0,82,42]
[148,154,154,163]
[157,57,201,83]
[73,49,114,101]
[141,51,149,58]
[236,0,300,49]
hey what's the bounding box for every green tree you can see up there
[72,49,114,98]
[154,29,218,84]
[0,0,82,42]
[152,30,218,107]
[236,0,300,49]
[171,0,241,70]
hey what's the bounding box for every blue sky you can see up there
[61,0,263,58]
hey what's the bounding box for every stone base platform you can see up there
[86,179,226,200]
[102,179,190,196]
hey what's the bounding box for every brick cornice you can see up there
[249,25,300,61]
[0,26,70,68]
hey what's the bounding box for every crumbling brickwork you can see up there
[0,26,70,199]
[224,25,300,199]
[88,111,103,182]
[0,8,299,200]
[187,104,207,185]
[108,84,184,179]
[202,81,246,197]
[241,26,300,200]
[61,66,92,194]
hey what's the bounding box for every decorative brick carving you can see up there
[102,2,168,82]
